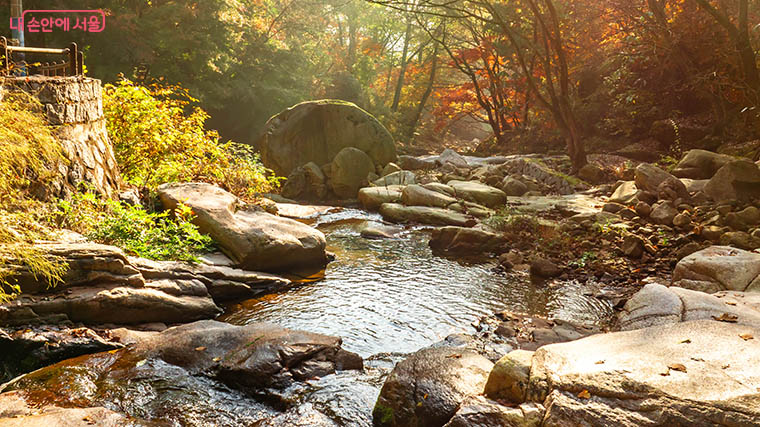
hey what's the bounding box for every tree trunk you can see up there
[391,18,413,112]
[407,42,439,141]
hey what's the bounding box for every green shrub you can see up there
[103,79,281,200]
[56,192,214,263]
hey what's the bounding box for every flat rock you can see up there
[443,395,543,427]
[358,185,404,211]
[447,180,507,208]
[0,392,137,427]
[530,320,760,426]
[373,170,417,187]
[401,184,457,208]
[619,283,760,331]
[672,246,760,293]
[158,182,328,272]
[379,203,476,227]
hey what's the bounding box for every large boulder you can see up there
[429,227,508,255]
[447,180,507,209]
[443,396,543,427]
[703,160,760,202]
[358,186,404,211]
[619,283,760,331]
[609,181,638,204]
[158,183,328,272]
[672,246,760,293]
[671,149,736,179]
[257,100,396,176]
[438,149,469,168]
[379,203,476,227]
[373,347,493,427]
[529,320,760,425]
[329,147,375,198]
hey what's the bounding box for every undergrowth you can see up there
[56,192,214,263]
[103,79,282,200]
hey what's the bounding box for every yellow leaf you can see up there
[740,333,754,341]
[195,346,207,351]
[712,313,739,323]
[577,390,591,399]
[668,363,687,373]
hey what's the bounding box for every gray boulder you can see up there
[158,183,328,272]
[501,177,528,197]
[281,162,327,201]
[373,347,493,427]
[609,181,638,204]
[373,170,417,187]
[257,100,396,176]
[438,148,469,168]
[635,163,688,198]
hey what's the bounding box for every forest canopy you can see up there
[5,0,760,170]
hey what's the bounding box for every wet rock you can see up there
[443,395,543,427]
[672,246,760,293]
[373,347,493,427]
[650,201,678,225]
[619,283,760,331]
[501,176,528,197]
[329,147,375,198]
[401,184,457,209]
[257,403,337,427]
[0,326,122,382]
[379,203,476,227]
[373,170,417,187]
[703,160,760,202]
[531,320,760,425]
[429,227,508,256]
[360,223,401,240]
[530,259,561,278]
[720,231,760,251]
[0,392,137,427]
[358,185,404,211]
[484,350,535,403]
[672,149,737,179]
[257,100,396,177]
[158,182,328,272]
[622,234,646,258]
[447,180,507,208]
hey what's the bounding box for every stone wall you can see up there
[1,76,120,198]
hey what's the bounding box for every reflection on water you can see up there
[221,209,613,358]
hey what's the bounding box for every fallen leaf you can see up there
[712,313,739,323]
[195,346,207,352]
[135,359,147,368]
[740,333,754,341]
[668,363,687,373]
[446,354,462,359]
[679,339,691,344]
[595,360,605,365]
[722,364,730,369]
[577,390,591,399]
[212,357,221,362]
[725,301,737,306]
[659,371,670,377]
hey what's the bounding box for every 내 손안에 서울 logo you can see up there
[10,9,105,33]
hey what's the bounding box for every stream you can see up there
[5,207,614,426]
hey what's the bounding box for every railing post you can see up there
[68,42,78,76]
[77,51,84,76]
[1,37,8,75]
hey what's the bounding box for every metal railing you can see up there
[0,36,84,77]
